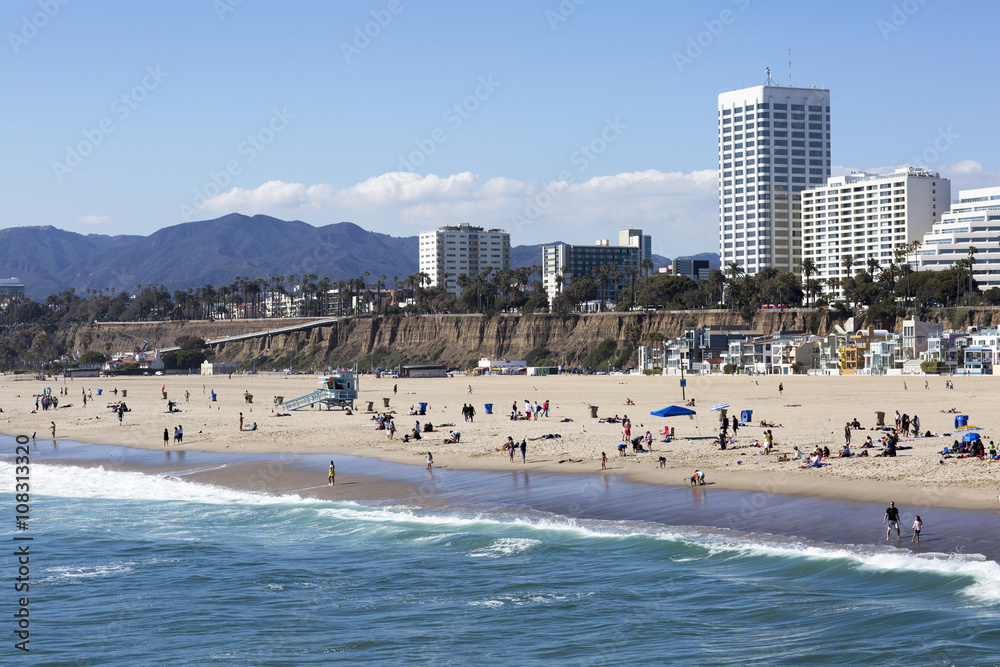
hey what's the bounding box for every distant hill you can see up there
[0,215,719,299]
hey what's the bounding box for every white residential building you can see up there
[912,185,1000,290]
[802,168,949,297]
[418,224,510,297]
[718,83,831,276]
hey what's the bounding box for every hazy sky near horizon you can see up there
[4,0,1000,257]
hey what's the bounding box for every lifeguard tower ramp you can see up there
[282,367,358,411]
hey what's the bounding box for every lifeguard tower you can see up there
[281,365,359,411]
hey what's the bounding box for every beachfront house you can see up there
[901,315,943,362]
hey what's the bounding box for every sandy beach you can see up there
[3,371,999,510]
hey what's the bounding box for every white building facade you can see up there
[912,186,1000,290]
[802,168,949,296]
[619,229,652,273]
[418,224,510,297]
[718,84,831,276]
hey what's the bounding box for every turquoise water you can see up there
[3,444,1000,665]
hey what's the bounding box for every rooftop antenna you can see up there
[764,66,776,86]
[788,48,792,86]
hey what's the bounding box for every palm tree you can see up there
[967,246,978,306]
[866,257,881,280]
[725,261,744,310]
[640,257,654,277]
[800,257,817,306]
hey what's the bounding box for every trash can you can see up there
[162,391,167,400]
[275,396,284,406]
[418,402,428,415]
[210,392,217,402]
[366,400,374,412]
[484,403,493,414]
[97,389,102,396]
[122,389,127,398]
[383,397,390,408]
[740,409,752,424]
[589,405,599,418]
[955,415,969,429]
[875,411,885,426]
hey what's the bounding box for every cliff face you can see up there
[66,310,835,369]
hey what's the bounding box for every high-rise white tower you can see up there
[718,83,831,276]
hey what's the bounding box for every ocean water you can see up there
[2,439,1000,665]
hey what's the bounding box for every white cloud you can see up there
[77,215,112,225]
[196,168,721,255]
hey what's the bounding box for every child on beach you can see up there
[911,516,922,543]
[601,452,607,470]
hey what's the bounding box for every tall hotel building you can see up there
[718,84,831,275]
[802,168,949,297]
[418,224,510,297]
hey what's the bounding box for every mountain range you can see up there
[0,214,717,300]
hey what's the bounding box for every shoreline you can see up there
[11,435,1000,561]
[3,374,999,511]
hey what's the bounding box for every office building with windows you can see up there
[673,258,711,281]
[542,239,640,306]
[418,224,510,297]
[718,84,831,276]
[912,185,1000,290]
[802,168,949,297]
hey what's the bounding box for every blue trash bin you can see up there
[741,409,752,424]
[955,415,968,429]
[211,393,217,402]
[97,389,102,396]
[484,403,493,414]
[419,402,428,414]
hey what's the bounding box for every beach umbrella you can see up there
[962,432,981,442]
[710,403,729,411]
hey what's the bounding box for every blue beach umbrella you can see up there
[962,432,981,443]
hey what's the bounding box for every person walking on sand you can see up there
[328,461,335,485]
[845,422,852,446]
[426,452,433,470]
[393,384,397,395]
[520,438,527,464]
[387,420,395,440]
[509,439,515,463]
[884,501,901,540]
[51,421,56,439]
[239,412,244,431]
[601,451,607,470]
[468,384,473,395]
[911,515,923,543]
[778,382,783,396]
[163,428,169,447]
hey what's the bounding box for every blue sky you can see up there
[4,0,999,257]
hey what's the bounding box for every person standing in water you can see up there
[426,452,433,470]
[911,515,923,543]
[884,501,901,540]
[328,461,335,485]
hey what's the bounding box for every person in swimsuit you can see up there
[328,461,335,485]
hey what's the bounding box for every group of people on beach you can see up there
[501,436,527,463]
